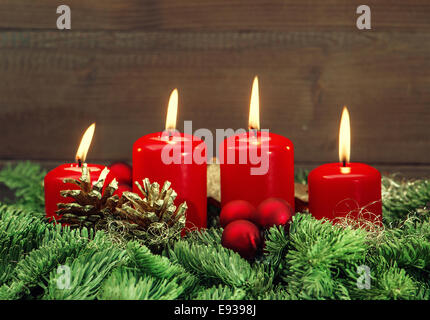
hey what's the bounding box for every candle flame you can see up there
[339,106,351,165]
[248,76,260,130]
[165,88,178,130]
[75,123,95,163]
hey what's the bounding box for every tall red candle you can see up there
[133,89,207,230]
[219,77,295,210]
[308,107,382,223]
[44,124,112,221]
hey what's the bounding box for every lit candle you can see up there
[133,89,207,230]
[44,123,113,221]
[308,107,382,223]
[219,76,295,210]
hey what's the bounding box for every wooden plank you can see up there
[0,0,429,31]
[0,31,429,165]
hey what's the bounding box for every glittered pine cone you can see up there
[56,164,120,229]
[107,178,187,253]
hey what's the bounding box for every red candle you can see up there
[219,77,295,210]
[44,124,112,221]
[308,107,382,223]
[44,163,106,221]
[133,89,207,230]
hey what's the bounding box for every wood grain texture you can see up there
[0,30,429,166]
[0,1,429,173]
[0,1,429,31]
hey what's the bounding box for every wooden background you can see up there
[0,0,429,176]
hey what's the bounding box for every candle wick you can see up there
[249,127,259,137]
[78,158,82,167]
[342,160,346,167]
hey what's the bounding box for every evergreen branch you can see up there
[193,284,246,300]
[263,225,290,270]
[281,213,368,299]
[0,281,27,300]
[0,205,49,285]
[382,176,430,224]
[127,241,187,280]
[169,241,256,288]
[42,245,127,300]
[0,162,46,213]
[349,263,419,300]
[12,227,93,293]
[255,285,292,300]
[184,227,223,247]
[377,234,430,271]
[126,241,199,298]
[99,266,183,300]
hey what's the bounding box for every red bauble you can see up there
[109,162,132,185]
[219,200,257,228]
[255,198,293,229]
[221,220,262,260]
[114,184,132,197]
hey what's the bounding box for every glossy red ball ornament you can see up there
[219,200,257,228]
[221,220,262,260]
[255,198,294,229]
[109,162,132,185]
[114,184,132,197]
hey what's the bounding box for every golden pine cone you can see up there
[107,178,187,252]
[56,163,119,229]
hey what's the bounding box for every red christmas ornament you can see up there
[114,184,132,197]
[219,200,257,228]
[255,198,293,229]
[221,219,262,260]
[109,162,132,185]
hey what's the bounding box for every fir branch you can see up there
[0,162,46,213]
[169,240,255,288]
[263,225,290,271]
[372,217,430,272]
[126,241,188,280]
[184,227,223,247]
[11,227,93,294]
[42,245,127,300]
[126,241,198,297]
[349,264,419,300]
[281,213,368,299]
[0,244,26,285]
[0,205,49,285]
[255,285,292,300]
[382,176,430,224]
[99,266,183,300]
[0,281,27,300]
[193,284,246,300]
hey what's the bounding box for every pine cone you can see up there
[108,178,187,252]
[56,163,119,229]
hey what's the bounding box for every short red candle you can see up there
[44,123,113,222]
[44,163,107,221]
[308,162,382,222]
[220,131,295,210]
[308,107,382,223]
[219,77,295,210]
[133,132,207,230]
